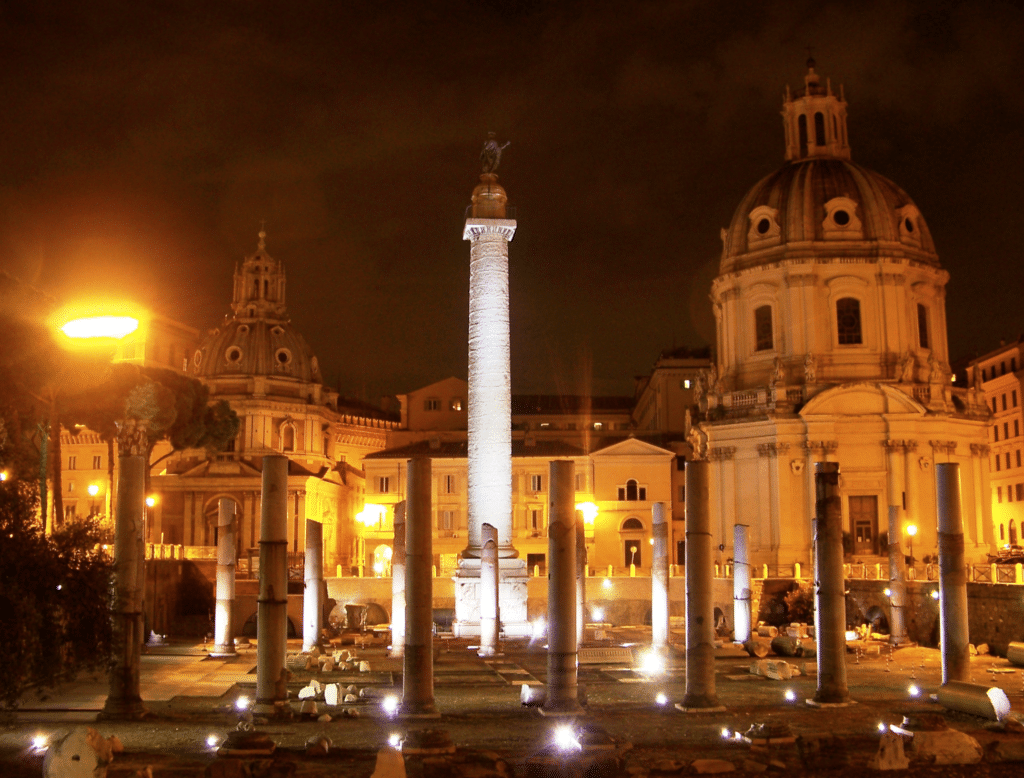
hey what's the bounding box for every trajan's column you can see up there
[453,135,530,638]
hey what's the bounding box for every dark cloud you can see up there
[0,0,1021,401]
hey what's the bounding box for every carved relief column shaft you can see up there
[883,441,909,645]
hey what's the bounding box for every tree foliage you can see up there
[0,476,112,709]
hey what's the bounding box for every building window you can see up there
[1017,484,1023,501]
[449,398,463,411]
[617,480,647,501]
[68,456,76,470]
[1017,450,1021,468]
[530,474,543,492]
[836,298,863,345]
[683,379,691,389]
[754,305,773,352]
[444,474,456,494]
[1016,420,1020,437]
[92,455,102,469]
[814,111,826,146]
[67,481,74,493]
[1005,423,1010,440]
[622,517,644,530]
[424,397,440,411]
[378,476,390,493]
[996,456,1001,471]
[281,424,295,452]
[998,486,1003,502]
[1008,452,1012,470]
[531,509,543,532]
[994,398,999,413]
[575,473,585,492]
[1011,486,1015,503]
[995,425,999,442]
[1014,390,1019,407]
[593,422,603,431]
[1001,524,1006,541]
[65,504,76,521]
[1004,394,1009,411]
[917,303,929,349]
[679,484,686,503]
[441,510,454,531]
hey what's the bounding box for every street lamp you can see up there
[906,523,918,568]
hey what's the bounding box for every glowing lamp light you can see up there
[553,724,581,751]
[87,484,100,497]
[381,545,393,560]
[0,472,8,482]
[655,692,668,706]
[602,578,612,590]
[878,722,888,733]
[60,315,139,340]
[906,524,918,537]
[235,695,250,711]
[31,734,48,751]
[532,618,547,639]
[388,733,402,749]
[784,689,797,702]
[373,561,385,575]
[908,684,921,698]
[720,727,732,740]
[591,607,604,622]
[206,734,220,748]
[639,651,665,676]
[145,495,157,508]
[356,504,388,527]
[575,502,599,525]
[883,587,891,597]
[931,590,940,600]
[382,695,399,716]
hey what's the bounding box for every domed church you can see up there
[149,231,396,572]
[694,61,993,567]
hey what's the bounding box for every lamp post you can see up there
[906,523,918,570]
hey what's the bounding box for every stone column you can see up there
[542,460,582,715]
[256,455,289,712]
[478,523,500,657]
[463,199,516,557]
[101,423,148,719]
[389,501,406,658]
[813,462,850,704]
[937,462,970,684]
[576,511,586,649]
[401,458,438,717]
[651,502,669,654]
[211,497,237,657]
[680,460,720,710]
[303,519,324,653]
[733,524,751,645]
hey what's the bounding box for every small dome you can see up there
[193,319,322,383]
[719,158,937,274]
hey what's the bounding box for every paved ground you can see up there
[5,628,1024,776]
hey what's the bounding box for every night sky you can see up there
[2,1,1022,403]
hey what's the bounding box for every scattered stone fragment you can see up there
[324,683,341,706]
[344,694,359,703]
[741,759,767,773]
[108,735,124,754]
[43,727,114,778]
[869,732,910,770]
[318,713,332,722]
[771,635,802,657]
[347,684,358,694]
[322,656,335,672]
[743,640,770,658]
[991,740,1024,762]
[370,745,406,778]
[305,656,317,671]
[650,758,681,772]
[909,729,982,765]
[977,643,990,656]
[305,735,330,756]
[309,645,321,658]
[343,707,361,718]
[969,644,978,656]
[765,660,793,680]
[299,699,318,716]
[691,758,735,773]
[359,660,372,672]
[297,685,317,700]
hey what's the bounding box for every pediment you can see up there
[800,383,926,417]
[591,437,674,459]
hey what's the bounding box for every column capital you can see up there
[970,443,991,457]
[930,440,958,455]
[463,218,516,242]
[708,446,736,462]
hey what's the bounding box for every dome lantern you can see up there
[231,229,288,322]
[782,59,850,162]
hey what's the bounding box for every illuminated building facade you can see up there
[694,62,993,567]
[967,341,1024,549]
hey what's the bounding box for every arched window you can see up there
[814,112,826,146]
[1000,524,1005,541]
[836,297,863,345]
[281,424,295,452]
[622,517,644,530]
[798,115,808,158]
[626,479,638,501]
[755,305,773,351]
[264,279,269,297]
[1011,520,1019,547]
[917,303,930,349]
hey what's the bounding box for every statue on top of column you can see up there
[480,132,510,174]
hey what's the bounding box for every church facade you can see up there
[694,62,993,568]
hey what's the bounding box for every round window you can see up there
[832,210,850,226]
[237,324,249,334]
[904,217,915,233]
[193,350,202,366]
[226,347,242,363]
[756,218,771,235]
[275,348,292,365]
[271,326,285,336]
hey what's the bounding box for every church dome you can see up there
[720,158,937,274]
[191,230,323,385]
[193,318,321,383]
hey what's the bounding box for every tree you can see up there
[0,471,113,709]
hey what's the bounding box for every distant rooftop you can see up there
[511,395,634,415]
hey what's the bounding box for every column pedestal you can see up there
[452,557,530,638]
